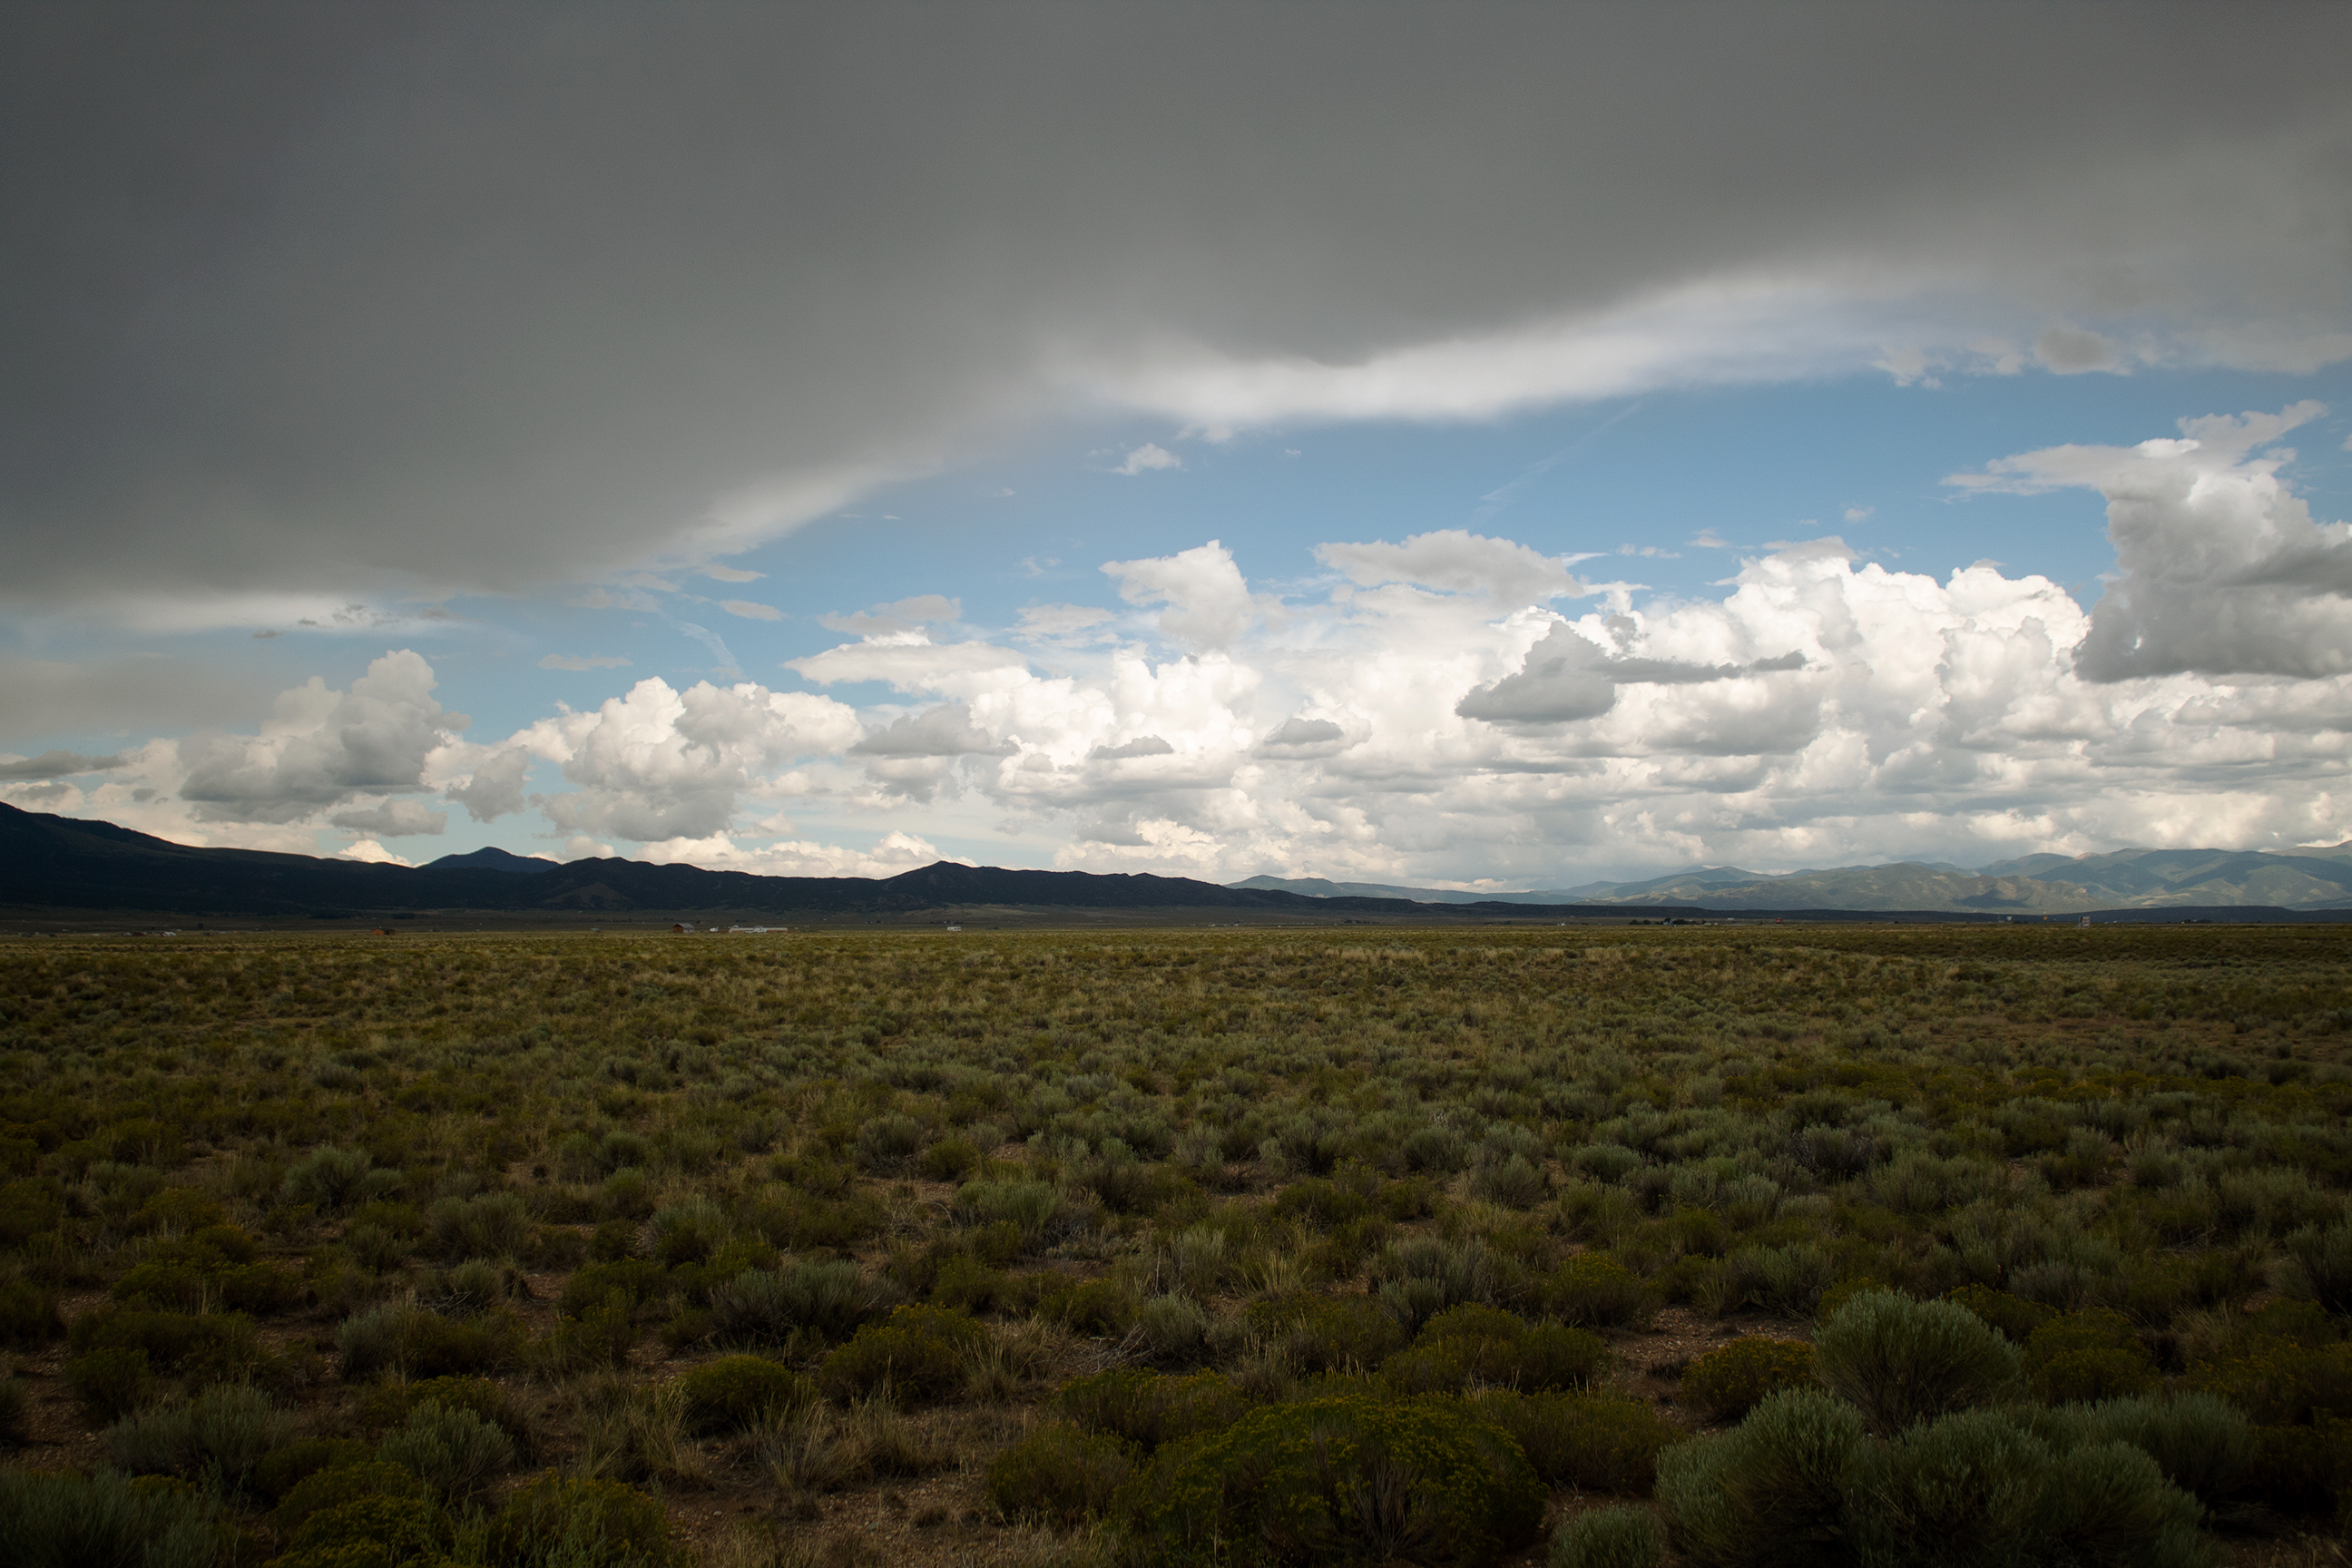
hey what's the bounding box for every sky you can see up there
[5,2,2352,889]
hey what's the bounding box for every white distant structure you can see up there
[945,924,962,932]
[728,925,789,934]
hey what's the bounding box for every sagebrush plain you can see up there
[4,923,2350,1567]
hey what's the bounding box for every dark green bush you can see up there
[2025,1310,2156,1404]
[1681,1338,1818,1423]
[1383,1307,1606,1396]
[377,1398,516,1504]
[1657,1389,1863,1568]
[1551,1504,1665,1568]
[1054,1368,1252,1450]
[483,1473,676,1568]
[273,1493,450,1568]
[0,1278,64,1345]
[1130,1392,1546,1567]
[1248,1291,1407,1373]
[1944,1284,2056,1344]
[1544,1254,1651,1329]
[558,1258,668,1319]
[361,1374,534,1455]
[68,1346,155,1422]
[69,1306,262,1383]
[1663,1393,2217,1568]
[2043,1392,2253,1508]
[102,1381,295,1494]
[537,1295,640,1375]
[1847,1406,2053,1566]
[2281,1219,2352,1317]
[427,1190,532,1261]
[817,1305,986,1406]
[337,1303,522,1380]
[251,1436,375,1504]
[986,1422,1135,1524]
[2187,1339,2352,1425]
[678,1355,811,1433]
[1813,1291,2018,1436]
[929,1252,1011,1314]
[1050,1277,1139,1337]
[1469,1391,1683,1493]
[280,1146,400,1211]
[1,1466,227,1568]
[270,1459,430,1536]
[708,1259,875,1346]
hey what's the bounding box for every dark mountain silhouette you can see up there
[424,846,558,874]
[5,803,2342,924]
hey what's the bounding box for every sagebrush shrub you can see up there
[1130,1392,1546,1568]
[270,1459,430,1535]
[2043,1392,2252,1507]
[484,1473,676,1568]
[1054,1367,1252,1450]
[68,1345,154,1422]
[250,1436,374,1504]
[709,1259,874,1346]
[1813,1291,2018,1436]
[0,1278,64,1345]
[1657,1389,1863,1568]
[337,1302,521,1380]
[377,1398,515,1503]
[1139,1291,1210,1362]
[427,1191,532,1262]
[1944,1284,2055,1344]
[678,1355,810,1433]
[817,1305,985,1406]
[1846,1406,2051,1567]
[1681,1338,1817,1422]
[1551,1504,1665,1568]
[275,1494,449,1567]
[1382,1306,1606,1396]
[2281,1219,2352,1317]
[102,1382,294,1494]
[1247,1292,1406,1373]
[2,1465,226,1568]
[280,1147,401,1212]
[985,1422,1134,1524]
[1544,1254,1651,1329]
[1469,1391,1683,1494]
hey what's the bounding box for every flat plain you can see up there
[4,923,2349,1567]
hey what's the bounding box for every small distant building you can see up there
[672,922,693,934]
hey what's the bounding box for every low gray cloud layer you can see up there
[5,5,2348,617]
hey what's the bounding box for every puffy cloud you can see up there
[446,746,533,823]
[1113,442,1181,475]
[175,651,459,824]
[1091,735,1176,760]
[338,839,412,866]
[1949,403,2352,680]
[0,750,125,781]
[1103,541,1261,653]
[1318,529,1586,607]
[1257,717,1348,758]
[516,677,862,843]
[1456,625,1809,727]
[328,799,448,837]
[851,704,1013,759]
[818,596,962,636]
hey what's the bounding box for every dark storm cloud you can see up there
[5,3,2348,612]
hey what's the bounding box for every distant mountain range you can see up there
[5,802,2347,924]
[1236,846,2352,914]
